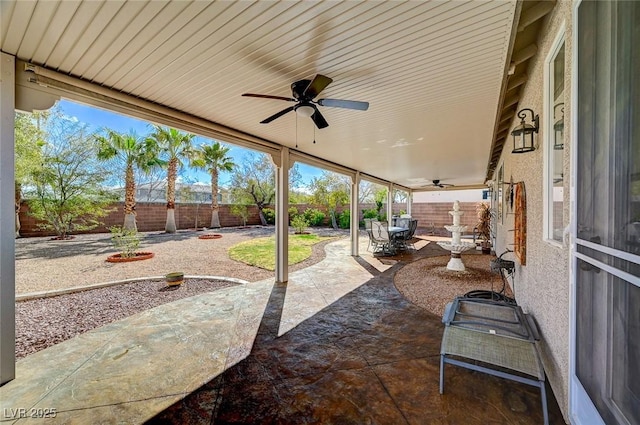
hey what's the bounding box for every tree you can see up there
[374,188,388,220]
[14,110,46,237]
[393,188,408,203]
[228,152,274,226]
[358,181,377,203]
[191,141,235,228]
[25,112,117,239]
[137,166,167,202]
[176,181,204,229]
[147,126,195,233]
[228,152,304,226]
[230,204,250,227]
[308,171,351,229]
[95,130,158,231]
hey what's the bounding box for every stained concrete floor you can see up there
[148,241,565,425]
[1,237,564,424]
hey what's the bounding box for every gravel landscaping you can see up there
[14,227,505,360]
[14,226,348,358]
[15,226,347,295]
[393,254,512,317]
[15,278,238,359]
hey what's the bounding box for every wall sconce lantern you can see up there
[553,103,564,150]
[511,108,539,153]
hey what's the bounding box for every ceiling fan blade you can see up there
[243,93,297,102]
[260,106,295,124]
[303,74,333,99]
[310,107,329,129]
[317,98,369,111]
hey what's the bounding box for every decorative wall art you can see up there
[514,182,527,265]
[497,164,504,223]
[507,176,515,212]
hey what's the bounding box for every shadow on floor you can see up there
[147,244,564,425]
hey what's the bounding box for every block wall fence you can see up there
[17,201,482,237]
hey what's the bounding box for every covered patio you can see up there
[1,1,601,423]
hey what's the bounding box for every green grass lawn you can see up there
[228,234,332,270]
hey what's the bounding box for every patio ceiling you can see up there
[1,0,549,190]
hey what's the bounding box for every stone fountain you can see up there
[437,200,475,271]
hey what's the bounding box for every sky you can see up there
[57,99,324,187]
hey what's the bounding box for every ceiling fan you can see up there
[242,74,369,129]
[425,179,455,188]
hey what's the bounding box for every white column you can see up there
[387,183,394,222]
[0,53,16,384]
[273,148,290,284]
[350,172,360,256]
[407,190,413,216]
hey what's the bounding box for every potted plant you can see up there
[106,226,154,262]
[476,202,492,254]
[165,272,184,286]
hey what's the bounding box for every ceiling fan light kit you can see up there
[242,74,369,130]
[295,104,315,117]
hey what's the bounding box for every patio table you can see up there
[388,225,407,235]
[388,226,408,250]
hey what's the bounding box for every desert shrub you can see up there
[109,226,140,258]
[230,204,250,226]
[339,210,350,229]
[304,208,326,226]
[288,206,300,221]
[262,207,276,225]
[291,215,310,234]
[362,209,378,220]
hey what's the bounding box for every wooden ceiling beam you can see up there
[518,1,557,32]
[507,74,528,91]
[499,112,514,124]
[502,94,520,110]
[511,43,538,66]
[497,123,511,134]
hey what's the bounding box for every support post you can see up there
[350,172,360,256]
[387,183,394,223]
[0,52,16,384]
[273,148,290,284]
[407,191,413,216]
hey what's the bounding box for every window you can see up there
[544,30,565,244]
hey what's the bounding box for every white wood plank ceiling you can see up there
[1,0,518,189]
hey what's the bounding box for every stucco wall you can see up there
[491,1,572,421]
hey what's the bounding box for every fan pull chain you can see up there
[313,125,316,144]
[295,114,298,148]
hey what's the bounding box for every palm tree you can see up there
[147,126,195,233]
[95,130,157,231]
[191,142,235,228]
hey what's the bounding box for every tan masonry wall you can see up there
[17,201,482,237]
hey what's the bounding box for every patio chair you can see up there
[395,217,411,229]
[364,218,374,251]
[440,297,548,425]
[403,219,418,249]
[370,220,394,255]
[424,222,436,235]
[391,218,417,250]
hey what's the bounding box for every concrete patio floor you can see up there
[1,237,564,424]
